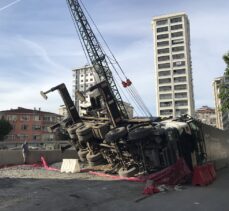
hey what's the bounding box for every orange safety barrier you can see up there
[192,163,216,186]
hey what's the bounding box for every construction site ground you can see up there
[0,163,228,211]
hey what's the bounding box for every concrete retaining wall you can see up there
[0,150,79,166]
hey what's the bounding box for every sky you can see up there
[0,0,229,116]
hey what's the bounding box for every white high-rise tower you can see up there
[152,12,195,118]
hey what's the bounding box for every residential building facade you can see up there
[152,12,195,118]
[195,106,216,127]
[213,77,229,130]
[72,65,98,116]
[58,105,68,118]
[72,65,134,118]
[0,107,61,141]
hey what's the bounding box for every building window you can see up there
[171,31,183,38]
[172,46,184,52]
[171,24,183,30]
[32,135,41,140]
[176,109,188,116]
[159,94,172,99]
[160,109,173,116]
[157,41,169,47]
[43,116,56,122]
[174,84,187,90]
[158,55,170,62]
[159,86,172,92]
[170,17,182,24]
[175,100,188,106]
[21,125,29,130]
[17,134,29,140]
[32,125,41,130]
[42,134,54,141]
[20,115,30,121]
[156,19,168,26]
[157,34,169,40]
[158,70,170,77]
[158,63,170,69]
[90,79,93,81]
[157,26,168,33]
[6,115,17,121]
[159,78,171,84]
[174,76,186,83]
[175,92,187,99]
[81,80,83,82]
[172,39,184,45]
[33,115,41,121]
[173,61,185,67]
[157,48,170,54]
[172,53,185,60]
[160,102,172,107]
[5,135,15,140]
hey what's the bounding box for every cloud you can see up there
[1,0,229,116]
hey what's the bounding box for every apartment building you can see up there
[195,106,216,127]
[152,12,195,118]
[72,65,134,118]
[72,65,98,116]
[213,77,229,130]
[0,107,61,141]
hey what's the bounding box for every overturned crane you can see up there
[41,0,229,177]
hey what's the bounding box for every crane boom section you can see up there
[66,0,128,120]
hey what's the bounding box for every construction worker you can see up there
[22,141,29,164]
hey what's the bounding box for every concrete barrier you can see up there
[0,150,79,166]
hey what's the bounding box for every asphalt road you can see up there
[0,167,228,211]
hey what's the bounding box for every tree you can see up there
[219,52,229,112]
[0,119,13,141]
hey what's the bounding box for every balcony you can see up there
[174,84,187,90]
[175,92,187,99]
[158,70,171,77]
[159,86,172,92]
[157,26,168,33]
[175,100,188,106]
[160,102,172,107]
[172,38,184,45]
[160,109,173,116]
[157,48,170,54]
[159,78,171,84]
[156,19,168,26]
[174,76,186,83]
[173,61,185,68]
[173,69,186,75]
[171,24,183,30]
[159,93,172,100]
[172,46,184,52]
[157,41,169,47]
[158,63,170,69]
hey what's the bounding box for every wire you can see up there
[78,0,152,117]
[114,76,140,117]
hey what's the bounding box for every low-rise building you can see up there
[213,76,229,130]
[0,107,61,142]
[195,106,216,127]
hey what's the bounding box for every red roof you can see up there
[0,107,60,116]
